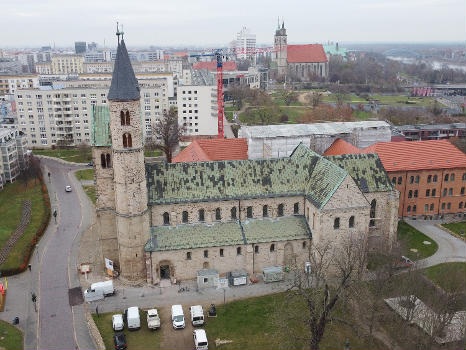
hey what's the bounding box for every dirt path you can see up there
[159,306,194,350]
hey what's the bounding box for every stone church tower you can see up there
[274,21,288,76]
[94,31,149,280]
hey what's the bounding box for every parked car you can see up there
[84,280,114,302]
[112,314,124,331]
[394,256,414,270]
[65,185,72,192]
[126,306,141,330]
[87,162,93,167]
[171,304,185,329]
[113,332,127,350]
[193,329,208,350]
[147,308,161,330]
[190,305,204,326]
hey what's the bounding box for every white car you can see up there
[147,308,161,330]
[193,329,208,350]
[112,314,124,331]
[65,185,72,192]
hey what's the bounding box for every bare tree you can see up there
[276,235,368,350]
[152,107,185,163]
[306,91,322,108]
[280,89,298,106]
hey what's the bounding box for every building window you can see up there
[463,173,466,181]
[237,247,242,255]
[408,190,413,198]
[294,202,299,214]
[391,176,396,184]
[101,153,107,168]
[426,189,430,197]
[334,218,340,229]
[430,203,434,211]
[270,244,275,252]
[451,174,455,181]
[433,175,438,182]
[461,187,465,195]
[427,175,432,183]
[413,205,417,212]
[449,188,453,196]
[231,207,237,220]
[106,154,111,167]
[186,252,191,260]
[120,110,130,125]
[302,241,306,249]
[182,211,188,223]
[445,174,449,182]
[407,205,411,213]
[441,203,445,210]
[415,175,419,184]
[199,209,205,222]
[204,250,208,258]
[220,248,224,257]
[263,205,268,217]
[414,190,418,198]
[215,208,221,221]
[460,202,464,209]
[254,245,259,254]
[443,188,447,197]
[370,199,376,227]
[410,176,414,184]
[425,204,429,212]
[163,212,170,225]
[247,206,253,218]
[447,203,451,210]
[398,177,402,185]
[278,204,284,217]
[349,216,355,228]
[122,133,132,148]
[432,189,436,196]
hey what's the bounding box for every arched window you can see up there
[407,205,411,213]
[237,247,242,255]
[247,206,253,218]
[120,110,125,125]
[391,177,396,184]
[413,205,417,212]
[270,243,275,252]
[445,174,449,182]
[125,110,130,125]
[199,209,205,222]
[263,205,268,217]
[254,245,259,254]
[106,153,111,167]
[215,208,221,221]
[122,133,132,148]
[450,174,455,181]
[163,212,170,225]
[182,211,188,223]
[460,202,463,209]
[433,175,438,182]
[334,218,340,229]
[231,207,237,220]
[408,190,413,198]
[410,176,414,184]
[370,199,376,227]
[398,177,402,185]
[100,153,106,168]
[278,204,284,217]
[294,202,299,214]
[430,203,434,211]
[349,216,355,228]
[415,175,420,184]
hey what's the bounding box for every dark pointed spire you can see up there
[282,21,285,29]
[108,30,140,101]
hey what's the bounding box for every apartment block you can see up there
[0,128,28,189]
[36,55,85,75]
[0,74,39,95]
[15,74,173,148]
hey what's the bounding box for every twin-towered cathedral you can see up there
[92,31,398,283]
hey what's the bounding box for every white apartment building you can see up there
[0,75,39,96]
[0,128,28,189]
[234,27,256,60]
[15,74,173,148]
[177,85,218,138]
[36,55,85,75]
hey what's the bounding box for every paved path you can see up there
[405,219,466,268]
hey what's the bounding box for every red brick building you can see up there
[324,139,466,217]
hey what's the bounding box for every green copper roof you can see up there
[145,221,244,251]
[144,216,311,252]
[325,153,394,193]
[242,216,311,244]
[145,144,347,210]
[91,105,111,147]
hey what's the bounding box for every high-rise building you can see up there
[234,27,256,60]
[75,41,87,54]
[0,128,28,189]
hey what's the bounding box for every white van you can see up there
[126,307,141,330]
[193,329,208,350]
[190,305,204,326]
[171,304,185,329]
[84,280,114,302]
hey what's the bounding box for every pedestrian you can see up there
[96,305,99,317]
[28,264,31,272]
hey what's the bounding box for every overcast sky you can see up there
[3,0,465,48]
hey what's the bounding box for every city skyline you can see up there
[2,0,464,47]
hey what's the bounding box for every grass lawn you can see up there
[144,150,162,157]
[397,221,438,260]
[353,110,373,120]
[424,262,466,293]
[0,180,47,270]
[33,148,91,163]
[441,221,465,236]
[204,293,386,350]
[75,169,94,181]
[83,186,96,204]
[93,311,161,350]
[0,320,23,350]
[321,94,440,107]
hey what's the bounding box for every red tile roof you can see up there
[323,139,364,156]
[173,138,248,163]
[192,61,238,71]
[287,44,328,63]
[324,139,466,172]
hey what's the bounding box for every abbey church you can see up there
[92,33,399,284]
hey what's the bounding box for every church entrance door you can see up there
[160,265,170,279]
